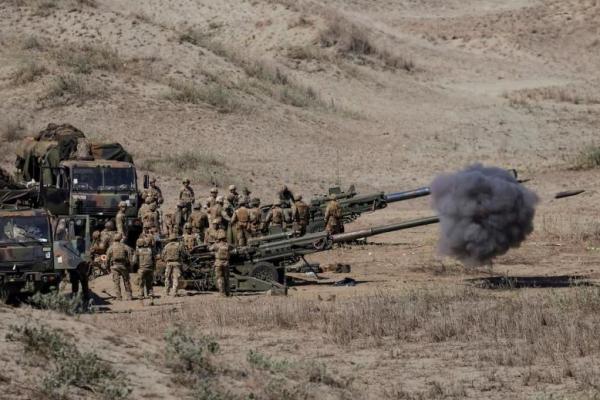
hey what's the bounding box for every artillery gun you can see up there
[171,215,440,294]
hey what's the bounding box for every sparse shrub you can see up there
[44,74,102,104]
[28,289,89,315]
[0,120,25,142]
[22,35,43,50]
[247,350,291,373]
[573,145,600,170]
[178,29,207,46]
[319,16,374,56]
[54,44,122,74]
[165,326,219,375]
[12,60,47,85]
[6,323,69,358]
[166,80,240,113]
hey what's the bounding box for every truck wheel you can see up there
[249,262,278,283]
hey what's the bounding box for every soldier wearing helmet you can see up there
[292,194,310,236]
[226,184,239,210]
[240,187,252,207]
[106,232,134,301]
[230,198,250,246]
[133,237,155,299]
[189,202,209,242]
[278,184,295,207]
[161,231,188,297]
[205,187,219,208]
[173,201,188,235]
[209,229,231,296]
[138,196,153,219]
[100,220,117,252]
[324,194,344,234]
[143,177,164,206]
[248,198,263,237]
[116,201,128,237]
[179,178,195,222]
[264,198,287,232]
[142,201,160,235]
[182,222,198,252]
[207,195,230,244]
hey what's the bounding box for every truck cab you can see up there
[0,206,60,301]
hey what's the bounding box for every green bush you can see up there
[574,146,600,170]
[28,289,89,315]
[165,326,219,375]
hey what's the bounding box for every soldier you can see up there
[100,220,117,253]
[115,201,127,237]
[292,194,310,236]
[106,232,133,301]
[209,230,231,297]
[230,199,250,246]
[324,195,344,234]
[207,196,230,244]
[248,198,263,237]
[138,196,153,219]
[143,177,164,206]
[264,199,286,231]
[182,223,198,252]
[133,237,155,299]
[179,178,195,222]
[90,230,109,276]
[164,212,175,237]
[173,201,186,235]
[240,187,252,206]
[278,185,295,207]
[205,187,218,208]
[189,203,209,243]
[142,202,160,235]
[226,185,239,209]
[161,232,187,297]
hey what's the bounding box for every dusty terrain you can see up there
[1,0,600,398]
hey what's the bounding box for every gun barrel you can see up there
[332,216,439,243]
[384,187,431,203]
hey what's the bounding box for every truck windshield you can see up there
[72,167,135,192]
[0,216,50,244]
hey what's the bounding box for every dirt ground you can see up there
[1,0,600,399]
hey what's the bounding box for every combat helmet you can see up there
[136,238,147,247]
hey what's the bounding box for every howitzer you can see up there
[173,215,440,293]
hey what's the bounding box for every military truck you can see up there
[167,215,440,294]
[0,205,61,302]
[15,123,142,240]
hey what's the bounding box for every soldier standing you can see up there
[230,199,250,246]
[189,203,209,243]
[142,202,160,235]
[90,230,109,276]
[116,201,127,238]
[164,212,175,237]
[133,237,155,299]
[278,185,295,207]
[324,195,344,234]
[161,232,187,297]
[206,187,218,208]
[207,196,230,244]
[292,194,310,236]
[179,178,195,222]
[106,233,133,301]
[100,221,117,253]
[226,185,239,209]
[209,230,231,297]
[144,177,164,206]
[240,187,252,206]
[264,199,286,231]
[248,198,263,237]
[174,201,187,235]
[182,223,198,252]
[138,196,152,219]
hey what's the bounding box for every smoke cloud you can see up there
[431,164,538,266]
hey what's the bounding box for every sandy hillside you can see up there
[1,0,600,399]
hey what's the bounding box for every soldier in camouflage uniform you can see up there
[248,198,263,237]
[189,202,209,243]
[205,187,218,208]
[143,177,164,206]
[133,237,155,299]
[292,194,310,236]
[226,185,239,210]
[230,199,250,246]
[90,230,109,276]
[161,232,187,297]
[142,202,160,235]
[324,195,344,234]
[115,201,127,238]
[179,178,195,223]
[206,196,230,244]
[240,187,252,207]
[138,196,153,219]
[182,223,198,252]
[278,185,295,208]
[173,201,187,235]
[100,221,117,253]
[264,199,286,231]
[106,232,133,301]
[209,230,231,296]
[163,212,175,237]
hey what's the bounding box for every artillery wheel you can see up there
[249,262,278,283]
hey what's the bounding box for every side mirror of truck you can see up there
[143,174,149,189]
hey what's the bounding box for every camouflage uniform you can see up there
[324,198,344,234]
[163,213,175,237]
[265,200,286,230]
[100,221,117,253]
[161,236,187,297]
[225,185,239,210]
[182,224,198,252]
[292,195,310,236]
[133,238,155,298]
[179,179,195,223]
[90,230,109,276]
[143,178,164,206]
[189,204,209,242]
[173,202,186,235]
[115,201,127,237]
[278,185,295,207]
[240,188,252,207]
[248,198,263,237]
[230,202,250,246]
[106,233,133,301]
[138,197,152,219]
[207,197,230,244]
[209,231,231,296]
[205,187,218,209]
[142,203,160,235]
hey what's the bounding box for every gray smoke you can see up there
[431,164,539,266]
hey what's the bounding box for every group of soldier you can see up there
[90,178,345,301]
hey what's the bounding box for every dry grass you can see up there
[8,0,97,16]
[53,44,123,74]
[505,86,600,107]
[536,213,600,242]
[572,145,600,170]
[0,120,26,143]
[11,60,47,85]
[138,151,228,187]
[165,79,241,113]
[42,74,105,105]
